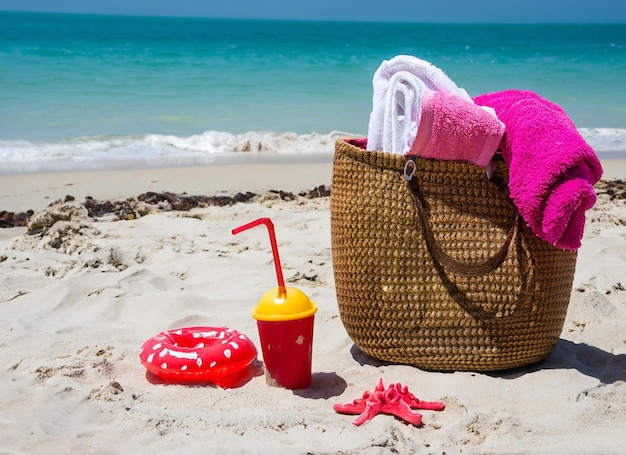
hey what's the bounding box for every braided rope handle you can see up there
[403,157,533,319]
[405,178,516,276]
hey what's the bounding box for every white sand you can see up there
[1,159,625,454]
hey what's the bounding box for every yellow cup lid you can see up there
[252,286,317,322]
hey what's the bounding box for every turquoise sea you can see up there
[1,11,625,173]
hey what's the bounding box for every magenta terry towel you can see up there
[408,90,505,167]
[473,90,603,250]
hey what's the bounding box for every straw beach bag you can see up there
[330,139,577,371]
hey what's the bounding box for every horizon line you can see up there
[1,9,625,25]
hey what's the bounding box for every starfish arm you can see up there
[381,400,424,426]
[333,390,374,415]
[395,383,445,411]
[413,400,446,411]
[333,400,366,414]
[352,400,382,426]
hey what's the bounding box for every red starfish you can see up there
[333,378,445,426]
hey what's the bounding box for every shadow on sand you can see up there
[350,339,626,384]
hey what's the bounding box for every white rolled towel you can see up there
[366,55,472,154]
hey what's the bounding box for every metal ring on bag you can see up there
[403,159,417,181]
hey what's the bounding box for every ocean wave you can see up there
[578,128,626,154]
[0,131,353,174]
[0,129,624,174]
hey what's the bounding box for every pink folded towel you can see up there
[408,90,505,167]
[473,89,603,250]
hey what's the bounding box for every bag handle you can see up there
[403,158,533,319]
[404,159,516,276]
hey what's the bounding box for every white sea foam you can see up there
[0,129,624,175]
[578,128,626,155]
[0,131,353,174]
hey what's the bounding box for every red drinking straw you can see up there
[232,217,287,300]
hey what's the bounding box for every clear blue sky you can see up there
[1,0,625,22]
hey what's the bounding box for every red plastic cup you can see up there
[253,286,317,389]
[256,315,315,389]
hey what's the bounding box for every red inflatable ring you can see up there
[139,326,257,385]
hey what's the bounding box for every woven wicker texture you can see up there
[330,139,577,371]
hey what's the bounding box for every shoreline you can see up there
[0,154,334,213]
[2,155,624,248]
[1,154,625,213]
